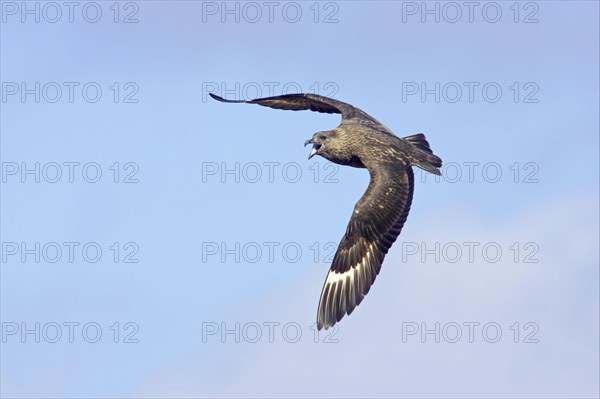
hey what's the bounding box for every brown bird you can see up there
[210,92,442,330]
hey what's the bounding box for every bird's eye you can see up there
[319,135,327,140]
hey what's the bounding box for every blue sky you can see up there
[1,1,598,397]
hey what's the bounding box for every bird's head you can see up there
[304,131,336,160]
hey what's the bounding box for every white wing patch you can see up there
[318,244,375,329]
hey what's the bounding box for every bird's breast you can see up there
[326,154,365,169]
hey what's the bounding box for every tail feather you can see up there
[403,133,442,176]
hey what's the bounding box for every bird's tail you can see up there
[403,133,442,176]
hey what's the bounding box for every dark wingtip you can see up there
[209,93,224,101]
[317,321,331,331]
[209,93,247,103]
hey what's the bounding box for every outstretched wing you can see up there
[317,163,415,330]
[210,93,377,123]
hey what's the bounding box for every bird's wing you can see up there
[210,92,377,123]
[317,163,414,330]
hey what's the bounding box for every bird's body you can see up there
[210,92,442,330]
[315,123,421,168]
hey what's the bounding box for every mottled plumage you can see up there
[210,92,442,330]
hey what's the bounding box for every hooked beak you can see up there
[304,138,319,160]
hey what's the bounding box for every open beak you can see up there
[305,138,318,160]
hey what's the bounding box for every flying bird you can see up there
[210,92,442,330]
